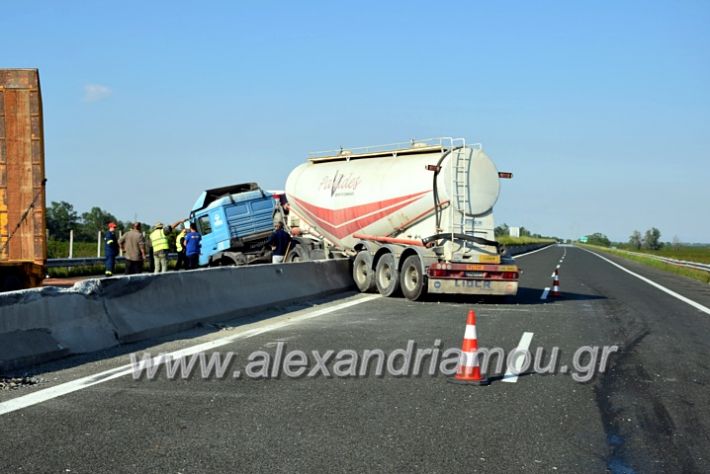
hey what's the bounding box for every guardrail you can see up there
[47,254,178,268]
[644,255,710,272]
[598,248,710,273]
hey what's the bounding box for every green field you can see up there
[47,240,101,259]
[615,245,710,264]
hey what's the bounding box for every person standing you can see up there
[149,222,172,274]
[265,221,291,263]
[104,222,119,276]
[119,222,146,275]
[145,235,154,273]
[174,223,188,270]
[184,223,202,269]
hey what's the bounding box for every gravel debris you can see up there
[0,376,42,391]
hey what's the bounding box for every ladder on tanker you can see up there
[450,142,475,242]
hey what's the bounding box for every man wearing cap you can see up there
[149,222,173,274]
[104,222,120,276]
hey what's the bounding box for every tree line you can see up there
[583,227,664,250]
[494,223,558,240]
[46,201,149,242]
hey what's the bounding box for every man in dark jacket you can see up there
[104,222,120,276]
[265,221,291,263]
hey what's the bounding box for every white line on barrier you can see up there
[540,288,550,300]
[512,244,556,259]
[0,294,381,416]
[580,247,710,316]
[502,332,535,383]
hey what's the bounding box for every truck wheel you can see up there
[352,251,375,293]
[375,253,400,297]
[221,254,247,266]
[400,255,426,301]
[286,245,308,263]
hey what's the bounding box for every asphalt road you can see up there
[2,245,710,473]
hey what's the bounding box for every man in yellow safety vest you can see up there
[175,223,188,270]
[149,222,173,273]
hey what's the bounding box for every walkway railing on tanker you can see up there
[307,137,475,160]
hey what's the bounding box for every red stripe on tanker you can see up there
[290,191,429,239]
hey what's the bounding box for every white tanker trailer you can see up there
[283,137,519,301]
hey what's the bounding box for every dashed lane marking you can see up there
[502,332,535,383]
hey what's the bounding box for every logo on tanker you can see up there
[319,170,362,197]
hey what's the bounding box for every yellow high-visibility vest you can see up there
[176,230,186,252]
[150,228,169,252]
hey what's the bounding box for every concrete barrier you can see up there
[0,259,354,372]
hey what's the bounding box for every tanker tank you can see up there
[283,138,518,300]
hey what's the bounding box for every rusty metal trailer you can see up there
[0,69,47,291]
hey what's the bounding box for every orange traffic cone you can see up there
[551,269,561,297]
[449,310,489,386]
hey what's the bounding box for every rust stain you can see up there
[0,69,46,267]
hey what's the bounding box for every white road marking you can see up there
[502,332,535,383]
[512,244,556,259]
[0,294,381,416]
[540,288,550,300]
[580,247,710,316]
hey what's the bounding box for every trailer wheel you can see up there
[375,253,400,297]
[352,251,376,293]
[400,255,426,301]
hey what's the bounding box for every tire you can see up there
[352,251,376,293]
[222,254,247,266]
[400,255,426,301]
[375,253,400,297]
[286,244,308,263]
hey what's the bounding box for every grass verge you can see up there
[579,244,710,285]
[497,236,556,246]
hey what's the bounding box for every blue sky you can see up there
[3,1,709,242]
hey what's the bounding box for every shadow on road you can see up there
[427,286,606,306]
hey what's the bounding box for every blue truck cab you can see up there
[189,183,277,266]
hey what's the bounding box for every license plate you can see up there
[465,272,486,278]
